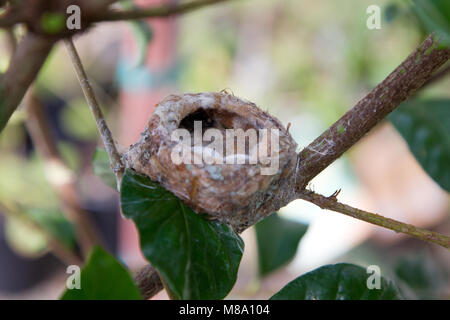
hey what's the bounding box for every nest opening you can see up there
[178,107,264,157]
[179,108,224,133]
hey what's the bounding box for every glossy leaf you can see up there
[61,246,142,300]
[271,263,402,300]
[389,99,450,191]
[92,148,117,190]
[255,212,308,276]
[120,169,244,300]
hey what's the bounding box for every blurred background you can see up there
[0,0,448,299]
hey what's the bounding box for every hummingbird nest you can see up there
[123,92,298,233]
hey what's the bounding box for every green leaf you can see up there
[120,169,244,300]
[26,207,76,250]
[389,99,450,191]
[394,251,448,299]
[255,212,308,277]
[41,12,65,35]
[129,21,153,67]
[271,263,402,300]
[412,0,450,46]
[4,216,48,257]
[61,246,142,300]
[3,206,76,257]
[92,148,117,190]
[384,3,400,23]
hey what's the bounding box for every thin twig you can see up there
[63,38,124,187]
[98,0,231,22]
[295,34,450,190]
[298,190,450,249]
[25,88,101,258]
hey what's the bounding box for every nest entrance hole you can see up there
[178,108,263,156]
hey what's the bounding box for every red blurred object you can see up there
[118,0,179,268]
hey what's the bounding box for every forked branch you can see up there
[298,190,450,249]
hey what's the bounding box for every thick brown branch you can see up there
[295,35,450,190]
[0,33,55,133]
[421,62,450,90]
[134,264,164,300]
[98,0,231,22]
[298,190,450,249]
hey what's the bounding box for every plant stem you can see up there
[64,38,124,188]
[295,34,450,190]
[134,264,164,300]
[298,190,450,249]
[64,37,166,295]
[98,0,231,22]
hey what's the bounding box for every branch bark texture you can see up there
[298,190,450,248]
[295,35,450,190]
[134,264,164,300]
[98,0,230,22]
[64,38,124,186]
[0,33,55,132]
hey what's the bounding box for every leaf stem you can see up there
[64,38,124,188]
[298,190,450,249]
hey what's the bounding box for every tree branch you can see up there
[64,38,124,187]
[134,264,164,300]
[97,0,231,22]
[25,88,101,258]
[295,34,450,190]
[297,190,450,249]
[125,34,450,296]
[421,62,450,90]
[0,33,55,133]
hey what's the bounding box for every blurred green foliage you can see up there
[255,212,308,277]
[61,246,142,300]
[389,99,450,191]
